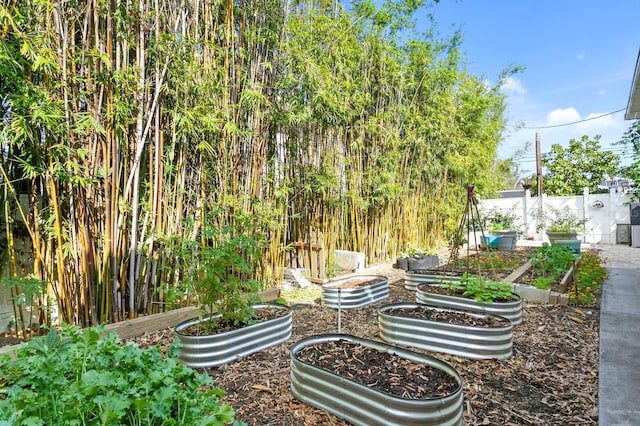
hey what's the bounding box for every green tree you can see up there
[541,135,620,196]
[616,120,640,200]
[487,141,532,194]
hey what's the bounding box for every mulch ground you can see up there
[125,270,599,425]
[0,248,599,425]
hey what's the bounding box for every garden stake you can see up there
[337,289,342,333]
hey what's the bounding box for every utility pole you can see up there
[536,133,542,195]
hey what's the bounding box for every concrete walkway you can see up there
[596,243,640,426]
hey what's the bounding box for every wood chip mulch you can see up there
[127,270,600,426]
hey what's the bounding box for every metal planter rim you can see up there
[379,302,512,330]
[322,274,388,290]
[322,275,389,309]
[404,273,461,291]
[415,283,523,326]
[290,333,464,426]
[175,303,292,368]
[378,302,513,360]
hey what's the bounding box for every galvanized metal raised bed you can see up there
[415,283,523,325]
[378,303,513,360]
[175,304,292,368]
[290,333,464,426]
[404,272,461,291]
[322,275,389,309]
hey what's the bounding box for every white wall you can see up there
[479,188,633,244]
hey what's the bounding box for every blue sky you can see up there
[423,0,640,174]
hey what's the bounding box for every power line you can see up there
[514,108,626,130]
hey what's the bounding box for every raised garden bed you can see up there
[290,333,464,426]
[415,282,523,325]
[321,275,389,309]
[404,272,461,291]
[378,302,513,359]
[175,303,292,368]
[507,257,577,304]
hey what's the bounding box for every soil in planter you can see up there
[295,339,459,399]
[0,335,24,347]
[385,307,509,328]
[179,306,288,336]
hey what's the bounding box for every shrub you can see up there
[195,223,263,328]
[533,205,588,233]
[191,209,269,330]
[0,325,241,425]
[481,206,518,230]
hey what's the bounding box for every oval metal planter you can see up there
[322,275,389,309]
[415,283,522,325]
[290,333,464,426]
[492,230,517,251]
[407,254,439,271]
[378,303,513,360]
[175,304,292,368]
[404,272,461,291]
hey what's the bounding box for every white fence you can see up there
[478,189,634,244]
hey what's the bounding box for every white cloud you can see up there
[577,111,619,135]
[501,77,527,95]
[598,89,607,96]
[576,52,585,60]
[547,107,580,125]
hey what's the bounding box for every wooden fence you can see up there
[285,232,327,283]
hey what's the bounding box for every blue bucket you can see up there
[482,235,501,249]
[554,239,581,255]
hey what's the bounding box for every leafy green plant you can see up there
[482,206,518,231]
[532,276,555,290]
[406,245,436,258]
[491,222,506,231]
[533,205,588,233]
[193,212,267,330]
[0,324,241,425]
[443,273,514,303]
[529,244,575,276]
[454,252,521,271]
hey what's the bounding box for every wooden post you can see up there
[536,133,543,195]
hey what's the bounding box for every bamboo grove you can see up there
[0,0,512,329]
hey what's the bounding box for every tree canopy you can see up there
[616,120,640,199]
[537,135,620,196]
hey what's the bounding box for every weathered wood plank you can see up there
[106,288,282,339]
[104,306,199,339]
[504,260,532,283]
